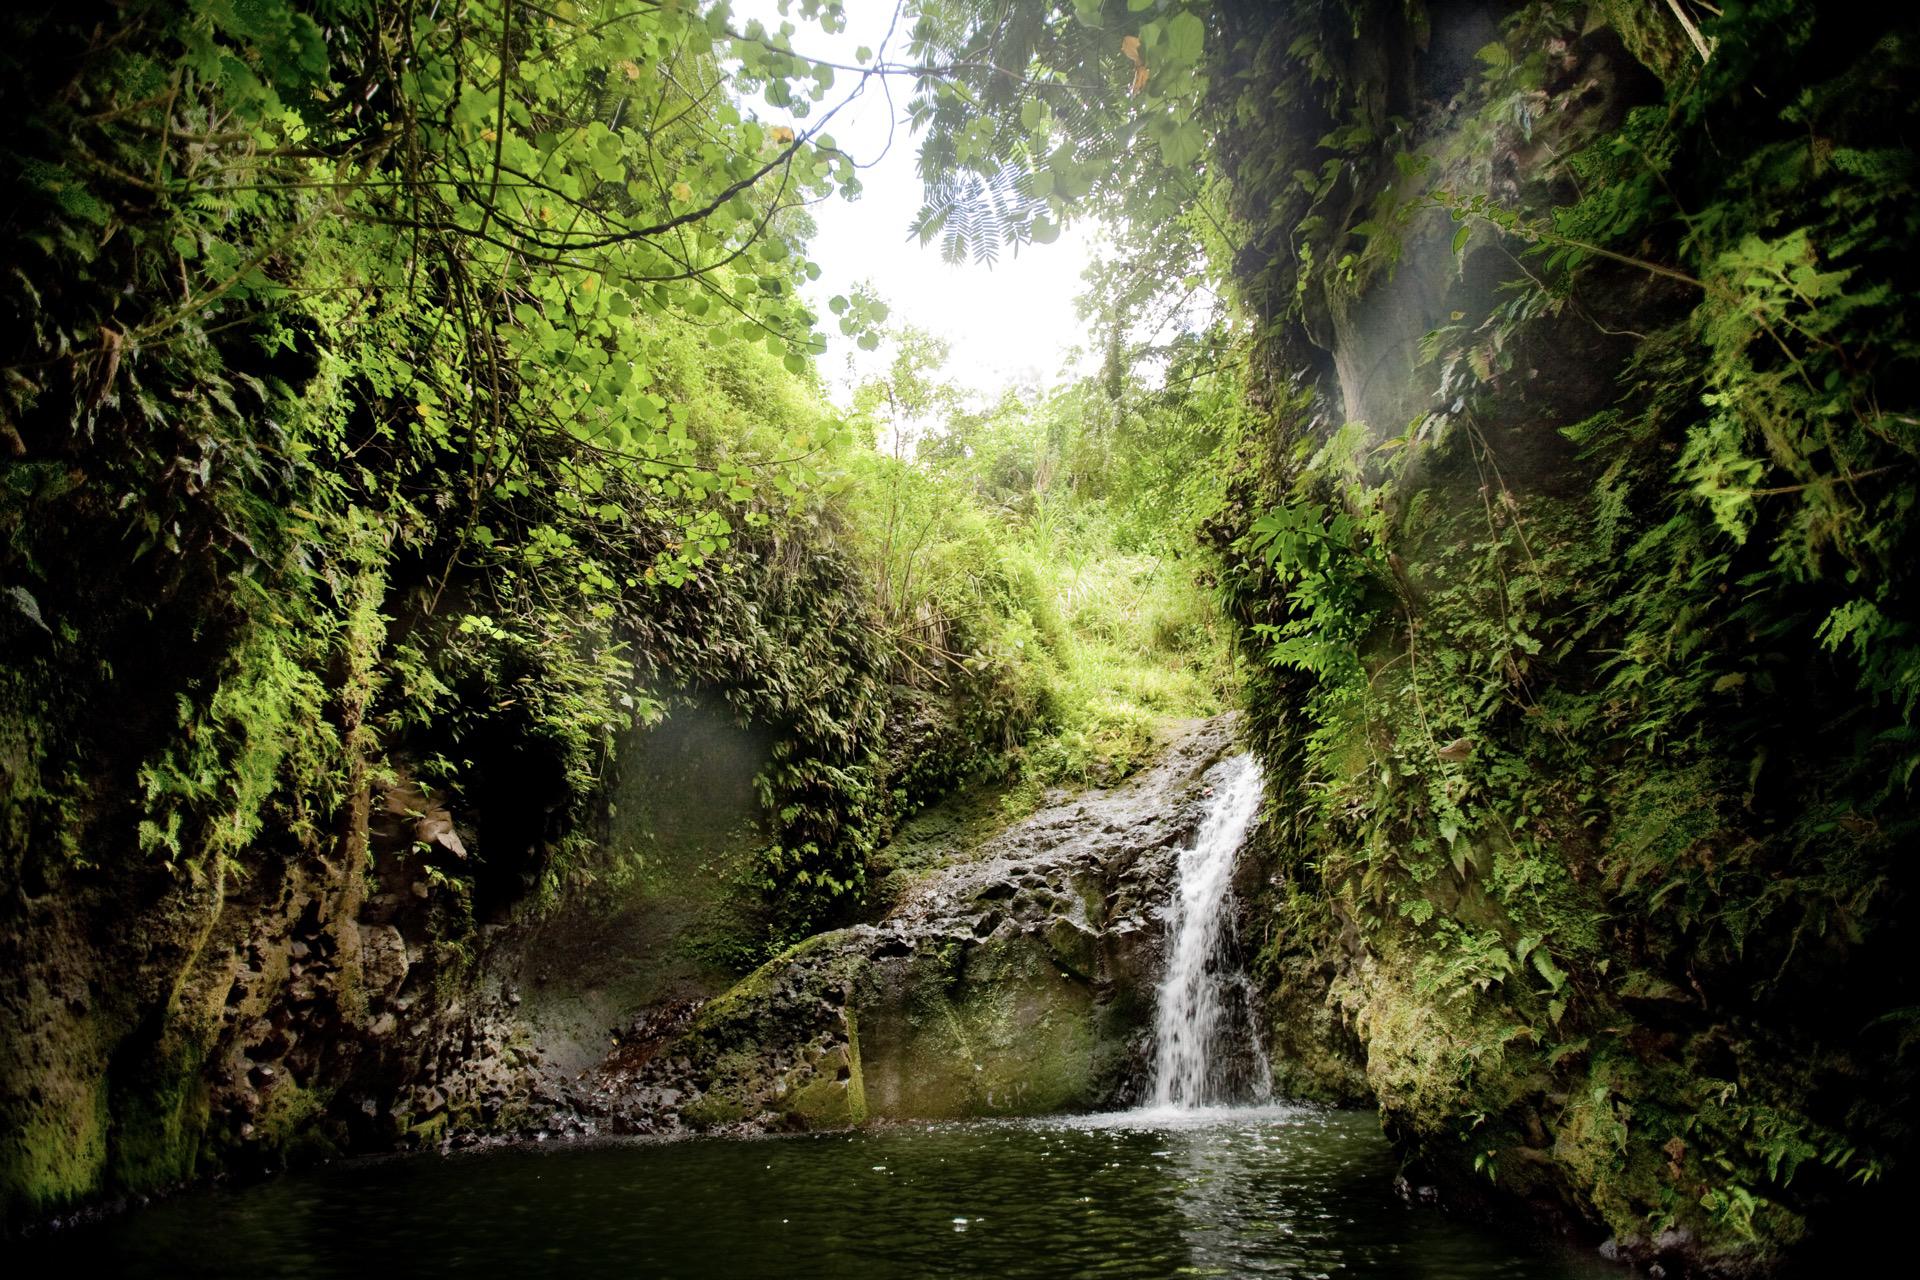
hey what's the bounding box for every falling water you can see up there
[1150,753,1268,1109]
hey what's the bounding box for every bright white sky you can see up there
[733,0,1099,402]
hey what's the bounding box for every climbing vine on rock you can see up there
[1201,1,1919,1271]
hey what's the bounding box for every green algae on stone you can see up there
[2,1074,109,1222]
[857,935,1100,1121]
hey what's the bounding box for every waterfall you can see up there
[1150,753,1267,1109]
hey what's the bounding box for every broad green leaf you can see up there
[1164,10,1204,64]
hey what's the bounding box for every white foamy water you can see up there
[1150,754,1268,1108]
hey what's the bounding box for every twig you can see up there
[1662,0,1716,64]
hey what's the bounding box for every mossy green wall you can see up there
[1209,2,1919,1271]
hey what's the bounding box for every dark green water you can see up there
[18,1106,1617,1278]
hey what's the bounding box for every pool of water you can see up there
[19,1106,1618,1278]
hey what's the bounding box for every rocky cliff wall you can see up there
[1208,3,1918,1274]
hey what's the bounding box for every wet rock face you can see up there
[0,756,572,1229]
[582,717,1245,1134]
[1,716,1245,1223]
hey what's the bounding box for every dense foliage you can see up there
[0,0,1237,1219]
[840,318,1237,796]
[4,1,1916,1271]
[1192,0,1918,1270]
[0,0,1151,934]
[0,0,877,911]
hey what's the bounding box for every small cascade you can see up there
[1150,753,1268,1108]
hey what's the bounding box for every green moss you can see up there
[1,1074,108,1221]
[665,931,873,1131]
[402,1111,449,1150]
[107,1039,210,1193]
[783,1032,867,1129]
[1212,1,1919,1266]
[680,1094,754,1130]
[691,930,847,1027]
[858,936,1100,1120]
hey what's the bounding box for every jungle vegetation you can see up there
[3,0,1915,1272]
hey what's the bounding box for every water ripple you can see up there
[20,1108,1617,1279]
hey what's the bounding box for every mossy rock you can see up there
[106,1036,211,1193]
[856,934,1102,1120]
[664,930,871,1132]
[1,1074,109,1222]
[782,1035,867,1129]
